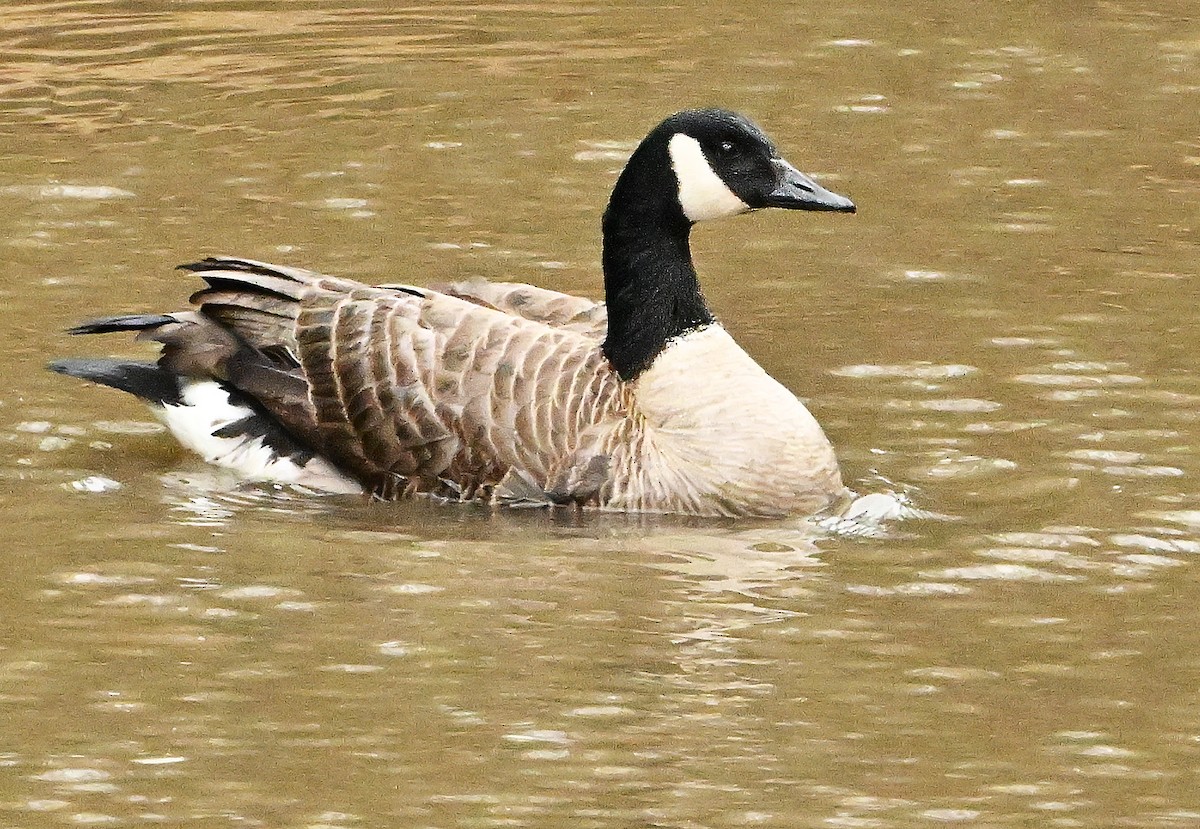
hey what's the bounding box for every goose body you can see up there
[51,109,856,518]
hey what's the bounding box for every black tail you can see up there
[47,358,183,406]
[65,311,176,335]
[66,314,176,336]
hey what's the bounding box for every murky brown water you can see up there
[1,1,1198,826]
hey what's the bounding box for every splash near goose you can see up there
[50,109,857,518]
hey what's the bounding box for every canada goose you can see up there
[50,108,856,518]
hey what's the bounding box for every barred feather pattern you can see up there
[433,279,608,340]
[189,260,627,503]
[67,257,848,517]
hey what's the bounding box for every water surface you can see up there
[1,1,1199,826]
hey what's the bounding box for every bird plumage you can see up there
[50,108,856,517]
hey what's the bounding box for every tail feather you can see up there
[192,272,308,302]
[178,256,323,287]
[177,256,307,278]
[50,254,618,503]
[191,291,299,318]
[53,265,324,453]
[67,314,176,336]
[47,358,183,405]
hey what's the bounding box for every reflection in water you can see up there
[1,0,1199,826]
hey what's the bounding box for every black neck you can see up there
[601,141,714,381]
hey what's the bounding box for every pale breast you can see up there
[600,325,846,517]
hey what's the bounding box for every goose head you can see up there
[601,108,855,381]
[605,108,855,232]
[663,108,856,221]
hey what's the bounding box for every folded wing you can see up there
[170,257,622,500]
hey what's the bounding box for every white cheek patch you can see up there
[668,133,749,222]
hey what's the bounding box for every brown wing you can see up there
[182,257,623,499]
[431,278,608,340]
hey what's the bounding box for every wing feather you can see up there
[66,258,623,500]
[185,260,623,498]
[435,279,608,339]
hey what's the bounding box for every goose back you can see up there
[431,279,608,340]
[182,258,626,502]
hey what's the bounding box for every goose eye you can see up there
[718,140,737,155]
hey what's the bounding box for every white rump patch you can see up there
[667,133,749,222]
[150,380,360,494]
